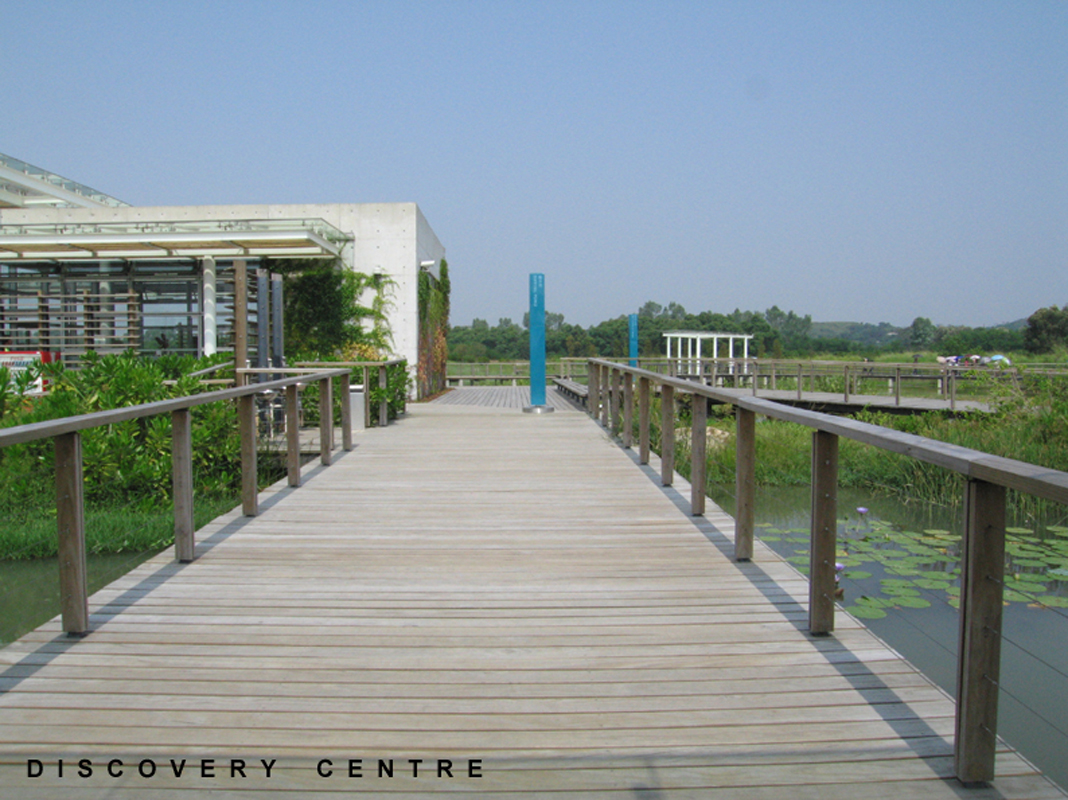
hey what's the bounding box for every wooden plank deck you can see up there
[0,400,1063,798]
[711,387,990,414]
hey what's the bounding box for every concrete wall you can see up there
[0,202,446,388]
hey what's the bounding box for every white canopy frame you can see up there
[663,331,754,377]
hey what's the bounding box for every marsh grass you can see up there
[640,376,1068,524]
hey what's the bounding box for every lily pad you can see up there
[914,578,953,590]
[1011,559,1049,569]
[847,605,887,620]
[882,586,922,598]
[842,570,873,580]
[1035,595,1068,608]
[892,596,932,609]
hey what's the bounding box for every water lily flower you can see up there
[857,507,869,515]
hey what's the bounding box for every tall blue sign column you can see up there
[525,273,552,412]
[629,313,639,367]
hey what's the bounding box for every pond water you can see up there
[708,483,1068,792]
[0,550,158,647]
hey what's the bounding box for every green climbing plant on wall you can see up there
[270,257,392,360]
[417,259,450,399]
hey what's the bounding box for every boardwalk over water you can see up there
[0,388,1063,798]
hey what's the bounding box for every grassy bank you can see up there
[0,352,284,560]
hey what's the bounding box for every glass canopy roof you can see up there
[0,152,130,209]
[0,218,349,260]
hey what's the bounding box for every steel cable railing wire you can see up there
[837,543,1068,761]
[995,650,1068,743]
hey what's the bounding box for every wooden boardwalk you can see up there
[711,387,989,414]
[0,398,1063,798]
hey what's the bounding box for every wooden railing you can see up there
[587,358,1068,786]
[0,367,354,639]
[606,357,1021,410]
[445,359,588,386]
[296,359,407,428]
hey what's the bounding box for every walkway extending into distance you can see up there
[0,388,1062,798]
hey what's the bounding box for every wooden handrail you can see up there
[587,357,1065,786]
[295,361,407,428]
[0,367,355,639]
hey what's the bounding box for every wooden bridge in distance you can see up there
[0,387,1064,798]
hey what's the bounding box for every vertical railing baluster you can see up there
[600,365,610,428]
[638,376,651,465]
[610,369,621,435]
[735,407,755,561]
[319,377,333,466]
[690,391,707,515]
[809,430,838,635]
[379,365,389,427]
[286,383,301,487]
[588,362,600,421]
[622,370,634,448]
[172,409,195,563]
[363,366,372,429]
[660,383,675,486]
[340,371,353,452]
[55,432,89,636]
[955,478,1006,785]
[239,393,258,516]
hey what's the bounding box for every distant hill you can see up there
[996,318,1028,331]
[809,318,1029,347]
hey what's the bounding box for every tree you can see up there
[1025,305,1068,353]
[908,317,936,350]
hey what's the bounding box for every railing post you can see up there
[172,408,195,563]
[622,370,634,448]
[319,376,333,466]
[843,365,850,403]
[239,393,258,516]
[588,362,601,421]
[950,369,958,410]
[955,478,1006,785]
[610,368,621,435]
[362,366,372,429]
[660,384,675,486]
[895,367,902,406]
[638,376,651,465]
[55,432,89,636]
[770,363,777,391]
[809,430,838,635]
[600,366,610,428]
[379,365,389,427]
[690,392,706,516]
[797,364,803,400]
[735,407,755,561]
[339,371,353,452]
[286,383,301,487]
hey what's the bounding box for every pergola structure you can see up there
[663,330,754,376]
[0,218,347,368]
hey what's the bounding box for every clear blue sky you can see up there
[3,1,1065,329]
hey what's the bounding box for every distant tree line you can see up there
[447,300,1040,362]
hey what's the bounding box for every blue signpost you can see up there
[629,313,639,367]
[525,273,551,412]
